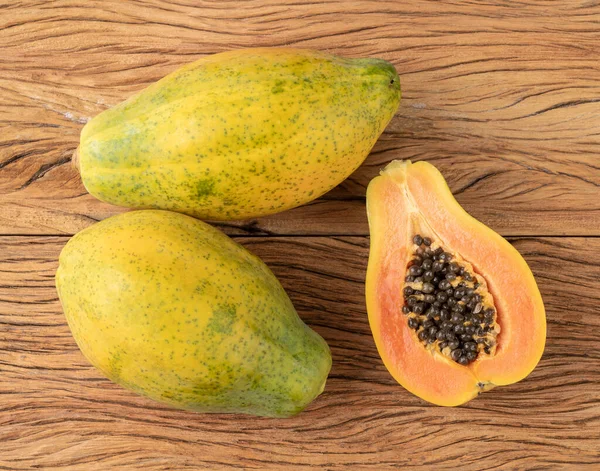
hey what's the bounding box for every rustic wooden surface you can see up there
[1,1,599,469]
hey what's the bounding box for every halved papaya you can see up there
[365,160,546,406]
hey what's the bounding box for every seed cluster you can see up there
[402,234,497,365]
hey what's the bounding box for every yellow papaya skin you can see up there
[55,210,331,417]
[76,48,401,220]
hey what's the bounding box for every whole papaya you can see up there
[74,48,400,220]
[55,210,331,417]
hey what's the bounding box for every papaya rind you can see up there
[56,210,332,417]
[77,48,401,220]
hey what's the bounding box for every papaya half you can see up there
[365,160,546,406]
[74,48,400,220]
[55,210,331,417]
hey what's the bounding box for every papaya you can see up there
[365,160,546,406]
[74,48,400,220]
[55,210,331,417]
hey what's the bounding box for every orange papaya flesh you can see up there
[365,160,546,406]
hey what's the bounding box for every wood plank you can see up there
[1,235,598,470]
[1,1,599,236]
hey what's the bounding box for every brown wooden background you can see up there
[1,1,599,469]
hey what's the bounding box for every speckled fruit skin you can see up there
[55,210,331,417]
[76,48,400,220]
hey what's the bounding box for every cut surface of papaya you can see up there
[365,160,546,406]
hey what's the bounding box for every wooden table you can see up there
[1,1,599,469]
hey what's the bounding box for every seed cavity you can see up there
[403,234,499,365]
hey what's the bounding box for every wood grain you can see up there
[2,1,600,469]
[1,236,599,470]
[1,0,599,236]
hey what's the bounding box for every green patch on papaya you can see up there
[107,349,123,381]
[195,178,216,198]
[208,303,237,335]
[272,80,286,94]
